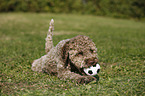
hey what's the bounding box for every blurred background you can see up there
[0,0,145,95]
[0,0,145,19]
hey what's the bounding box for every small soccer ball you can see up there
[83,64,100,76]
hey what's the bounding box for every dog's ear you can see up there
[61,41,70,67]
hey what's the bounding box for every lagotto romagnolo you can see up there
[31,19,100,84]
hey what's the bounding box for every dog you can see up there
[31,19,99,84]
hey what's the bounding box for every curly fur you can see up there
[32,19,99,84]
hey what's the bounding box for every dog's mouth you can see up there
[69,61,100,76]
[67,54,99,76]
[69,60,87,75]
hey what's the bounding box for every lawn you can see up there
[0,13,144,95]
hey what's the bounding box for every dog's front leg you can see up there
[57,64,96,84]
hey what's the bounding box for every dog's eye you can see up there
[90,49,96,53]
[90,49,94,53]
[77,51,83,56]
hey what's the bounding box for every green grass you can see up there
[0,13,145,95]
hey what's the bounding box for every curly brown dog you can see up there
[32,19,99,84]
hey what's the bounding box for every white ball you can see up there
[83,64,100,76]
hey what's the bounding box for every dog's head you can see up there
[62,35,98,75]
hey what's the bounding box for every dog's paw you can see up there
[76,76,96,84]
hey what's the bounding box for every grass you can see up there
[0,13,144,95]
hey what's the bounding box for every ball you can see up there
[83,64,100,76]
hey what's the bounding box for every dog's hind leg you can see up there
[45,19,54,53]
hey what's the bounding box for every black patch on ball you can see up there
[88,70,93,74]
[97,69,100,73]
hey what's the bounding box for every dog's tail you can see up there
[45,19,54,53]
